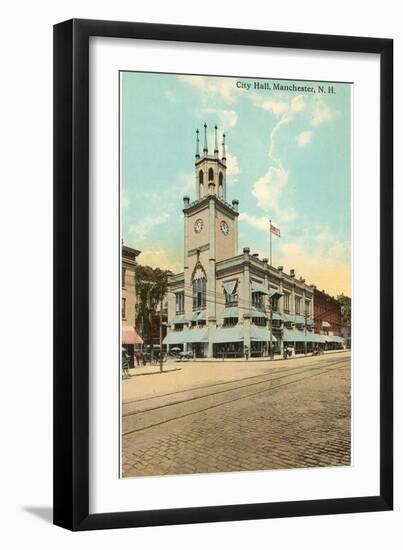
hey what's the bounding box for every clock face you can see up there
[220,220,229,236]
[194,218,203,233]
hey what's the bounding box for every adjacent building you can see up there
[163,125,324,358]
[313,288,344,350]
[121,244,143,366]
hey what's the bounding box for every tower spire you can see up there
[214,125,219,157]
[222,133,227,162]
[203,123,208,156]
[195,128,200,160]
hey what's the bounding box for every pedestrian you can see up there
[244,345,249,361]
[135,352,140,367]
[142,351,146,366]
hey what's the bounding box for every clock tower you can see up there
[182,124,239,354]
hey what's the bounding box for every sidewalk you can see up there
[122,350,351,403]
[191,348,347,363]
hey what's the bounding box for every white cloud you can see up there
[164,89,176,103]
[296,130,313,147]
[252,166,288,210]
[251,94,288,114]
[239,212,269,231]
[121,192,130,209]
[312,101,333,125]
[178,75,237,103]
[197,107,238,129]
[276,239,351,296]
[225,151,240,177]
[137,247,182,273]
[291,95,305,113]
[129,213,169,242]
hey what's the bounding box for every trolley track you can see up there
[122,358,349,437]
[123,356,346,416]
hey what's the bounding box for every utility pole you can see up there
[159,298,163,372]
[304,310,308,356]
[269,291,273,360]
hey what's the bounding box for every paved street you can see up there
[121,351,351,477]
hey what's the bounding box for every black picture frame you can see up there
[53,18,393,531]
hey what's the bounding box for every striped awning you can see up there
[169,314,187,325]
[122,326,143,345]
[214,325,244,343]
[250,325,277,342]
[251,281,270,295]
[251,307,268,318]
[186,328,209,343]
[294,315,305,324]
[223,280,237,295]
[221,307,239,319]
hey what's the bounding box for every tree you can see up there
[135,265,169,363]
[336,293,351,327]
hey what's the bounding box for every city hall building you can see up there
[164,125,324,358]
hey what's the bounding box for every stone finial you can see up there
[277,265,284,271]
[195,128,200,160]
[243,247,250,254]
[232,198,239,212]
[183,195,190,207]
[290,269,295,278]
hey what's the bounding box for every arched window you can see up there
[199,170,204,197]
[192,266,206,309]
[208,168,214,183]
[218,172,224,198]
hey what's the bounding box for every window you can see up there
[272,295,279,312]
[208,167,214,182]
[121,297,126,319]
[199,170,204,197]
[252,292,263,309]
[295,296,302,314]
[223,317,238,327]
[224,281,238,306]
[122,267,126,287]
[305,300,310,316]
[192,267,206,309]
[284,292,290,313]
[218,172,223,198]
[175,292,184,314]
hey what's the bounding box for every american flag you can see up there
[270,222,280,237]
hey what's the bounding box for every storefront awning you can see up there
[321,320,331,328]
[186,328,209,343]
[283,328,324,343]
[251,281,269,295]
[122,326,143,345]
[169,314,187,325]
[214,325,244,343]
[294,314,305,324]
[163,330,186,345]
[332,335,344,344]
[221,307,239,319]
[251,307,268,318]
[250,325,277,342]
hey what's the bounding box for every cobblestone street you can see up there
[121,352,351,477]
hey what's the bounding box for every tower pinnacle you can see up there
[203,123,208,155]
[222,133,227,162]
[214,125,219,157]
[195,128,200,160]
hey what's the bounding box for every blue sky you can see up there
[121,72,351,296]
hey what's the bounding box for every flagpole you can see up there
[269,219,272,266]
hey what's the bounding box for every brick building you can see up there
[122,245,143,366]
[313,288,344,349]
